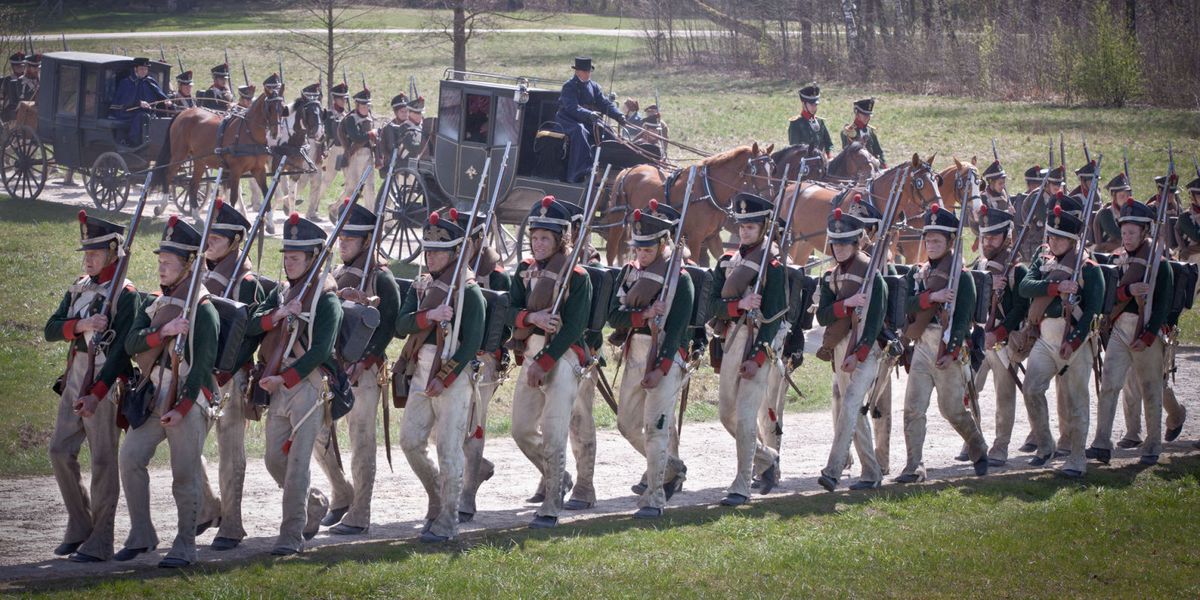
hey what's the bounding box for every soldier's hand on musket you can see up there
[425,377,445,397]
[992,274,1006,293]
[1128,282,1151,298]
[738,359,759,380]
[259,374,284,393]
[737,293,762,311]
[426,304,454,323]
[338,287,369,305]
[930,288,955,304]
[1131,337,1149,352]
[641,367,663,389]
[1058,342,1075,361]
[75,314,108,333]
[529,310,561,333]
[526,360,547,387]
[984,330,998,348]
[840,353,859,373]
[73,394,100,418]
[1057,280,1079,295]
[160,408,183,427]
[843,291,868,308]
[935,353,955,370]
[643,300,667,319]
[160,316,189,337]
[273,298,303,324]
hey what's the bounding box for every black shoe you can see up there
[954,450,970,462]
[458,511,475,524]
[420,519,433,535]
[1117,439,1141,449]
[321,506,349,527]
[848,480,880,491]
[1017,442,1038,453]
[53,541,81,557]
[563,498,593,510]
[987,457,1007,468]
[1139,455,1159,466]
[210,537,240,551]
[1028,454,1052,467]
[633,506,663,519]
[529,515,558,529]
[68,551,104,563]
[303,528,319,541]
[526,492,545,503]
[1085,446,1111,465]
[973,458,989,477]
[759,460,781,495]
[113,547,152,562]
[195,518,219,536]
[1056,468,1084,479]
[750,479,762,490]
[720,493,749,507]
[419,531,450,543]
[817,474,837,492]
[270,546,299,556]
[663,471,686,501]
[330,524,366,535]
[893,472,924,484]
[1165,425,1183,443]
[631,482,648,495]
[1053,449,1069,458]
[157,557,190,569]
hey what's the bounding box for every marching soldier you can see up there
[1090,173,1131,254]
[620,98,643,138]
[710,192,786,506]
[44,211,139,562]
[393,211,485,542]
[200,63,233,110]
[169,70,196,110]
[377,93,423,165]
[0,51,25,122]
[507,197,593,528]
[303,82,349,221]
[1089,198,1173,466]
[108,57,168,147]
[895,203,988,483]
[972,205,1030,466]
[815,206,887,491]
[339,88,376,209]
[1147,175,1182,216]
[1011,165,1061,265]
[1016,203,1104,477]
[196,201,265,551]
[840,97,885,167]
[557,56,626,183]
[1069,160,1097,199]
[980,160,1011,211]
[250,213,342,555]
[1174,177,1200,263]
[455,209,511,522]
[788,83,833,159]
[313,203,401,536]
[607,207,693,517]
[119,216,219,568]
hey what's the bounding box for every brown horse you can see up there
[772,141,878,186]
[152,91,285,214]
[782,153,943,264]
[599,142,775,266]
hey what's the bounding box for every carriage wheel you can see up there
[490,219,521,266]
[512,214,532,264]
[380,170,430,264]
[170,161,214,216]
[1,126,49,201]
[85,152,131,211]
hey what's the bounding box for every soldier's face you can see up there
[393,107,408,121]
[1047,235,1074,257]
[409,112,423,124]
[857,112,871,125]
[737,222,763,246]
[830,241,856,263]
[82,249,112,277]
[1192,191,1200,208]
[634,245,659,268]
[205,233,232,261]
[1112,191,1130,207]
[923,233,948,260]
[803,101,817,115]
[425,249,452,273]
[283,251,313,280]
[981,232,1007,256]
[338,235,365,262]
[179,83,192,95]
[356,102,369,116]
[25,65,37,77]
[157,253,187,287]
[11,64,23,76]
[530,229,560,261]
[988,177,1005,194]
[1047,182,1063,195]
[214,76,226,88]
[1120,223,1146,251]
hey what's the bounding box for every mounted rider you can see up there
[556,56,625,183]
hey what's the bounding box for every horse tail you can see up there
[150,114,177,193]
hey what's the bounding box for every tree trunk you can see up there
[685,0,765,40]
[1125,0,1136,35]
[326,2,335,101]
[453,4,467,77]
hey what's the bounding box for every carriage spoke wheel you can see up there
[490,220,520,266]
[1,126,48,201]
[169,160,211,216]
[380,170,430,264]
[85,152,131,211]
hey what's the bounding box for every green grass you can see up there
[14,453,1200,597]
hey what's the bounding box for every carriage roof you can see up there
[43,51,171,70]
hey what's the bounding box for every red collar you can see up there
[93,261,118,284]
[801,110,814,120]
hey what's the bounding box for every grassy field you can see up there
[2,27,1198,476]
[13,451,1200,596]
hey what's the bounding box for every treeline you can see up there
[634,0,1200,108]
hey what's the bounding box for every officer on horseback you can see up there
[788,83,833,159]
[169,70,196,110]
[556,56,625,183]
[198,63,233,110]
[840,98,885,167]
[108,57,168,147]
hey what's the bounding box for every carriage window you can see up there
[56,65,80,117]
[438,87,461,141]
[463,93,491,144]
[494,96,519,146]
[83,70,98,116]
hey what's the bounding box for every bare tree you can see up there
[282,0,376,100]
[420,0,551,76]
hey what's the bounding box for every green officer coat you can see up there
[839,123,885,165]
[788,114,833,154]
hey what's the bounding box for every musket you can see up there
[222,159,287,299]
[1124,147,1131,181]
[61,33,68,51]
[990,139,1010,202]
[937,167,975,359]
[471,142,514,275]
[725,163,790,346]
[278,57,285,91]
[848,165,908,355]
[1059,133,1066,172]
[643,166,697,370]
[1082,135,1092,164]
[177,56,185,78]
[1139,146,1174,336]
[224,48,230,71]
[1049,138,1055,170]
[80,170,155,397]
[548,163,611,329]
[241,60,250,88]
[408,76,418,100]
[159,44,166,63]
[437,154,493,364]
[1066,154,1103,313]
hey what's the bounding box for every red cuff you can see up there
[260,314,276,331]
[854,344,870,362]
[993,325,1009,342]
[89,380,109,399]
[725,300,741,318]
[918,291,934,310]
[631,310,647,328]
[1139,331,1157,346]
[515,310,531,329]
[1047,282,1060,297]
[175,398,194,417]
[416,310,432,330]
[146,330,163,348]
[753,350,767,367]
[282,368,302,389]
[833,300,848,319]
[535,352,556,372]
[1068,336,1083,351]
[62,319,80,340]
[658,357,673,375]
[441,371,458,387]
[1116,284,1131,303]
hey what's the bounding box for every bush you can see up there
[1073,1,1142,107]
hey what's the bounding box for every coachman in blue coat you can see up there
[108,57,168,147]
[556,57,625,183]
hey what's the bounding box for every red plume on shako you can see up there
[215,198,224,210]
[853,193,862,203]
[288,212,300,225]
[77,209,87,223]
[980,204,988,216]
[429,211,440,225]
[1054,205,1063,218]
[633,209,643,221]
[542,195,554,208]
[834,207,842,220]
[649,199,659,212]
[449,208,459,221]
[931,204,940,213]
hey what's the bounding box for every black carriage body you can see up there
[432,71,591,224]
[37,52,172,171]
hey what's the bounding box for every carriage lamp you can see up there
[514,78,530,107]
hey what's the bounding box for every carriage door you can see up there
[451,91,493,204]
[53,64,82,168]
[488,96,519,201]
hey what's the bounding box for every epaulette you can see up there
[572,265,587,276]
[124,283,137,293]
[789,114,805,123]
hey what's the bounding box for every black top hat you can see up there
[732,192,774,224]
[407,96,425,113]
[390,93,408,110]
[572,56,595,71]
[527,196,572,235]
[630,208,675,247]
[175,70,193,84]
[76,210,125,252]
[1118,198,1155,227]
[826,207,865,242]
[449,208,487,238]
[237,84,255,99]
[353,88,371,104]
[852,97,875,115]
[981,160,1005,181]
[263,73,282,91]
[301,82,322,100]
[1046,204,1084,240]
[423,209,466,250]
[330,82,349,98]
[211,63,230,77]
[1023,164,1047,182]
[131,57,151,67]
[281,213,327,253]
[844,193,881,228]
[1074,160,1098,180]
[978,204,1014,235]
[798,82,821,103]
[340,203,378,238]
[154,215,202,260]
[8,52,24,64]
[922,203,959,235]
[646,198,680,221]
[210,199,251,240]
